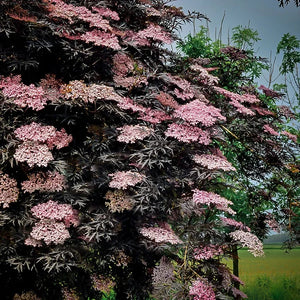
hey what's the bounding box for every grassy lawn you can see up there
[225,245,300,300]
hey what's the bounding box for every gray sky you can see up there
[173,0,300,87]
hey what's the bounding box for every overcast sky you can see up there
[173,0,300,86]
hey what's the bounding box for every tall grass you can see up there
[235,245,300,300]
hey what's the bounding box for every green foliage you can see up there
[177,27,221,58]
[232,25,261,50]
[277,33,300,75]
[177,25,268,89]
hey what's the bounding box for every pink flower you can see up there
[258,85,282,98]
[117,97,147,113]
[81,30,121,50]
[193,154,236,171]
[165,123,211,145]
[0,75,48,110]
[251,105,275,116]
[91,275,115,293]
[281,130,298,143]
[14,122,57,143]
[105,190,134,213]
[263,124,279,136]
[155,92,179,109]
[189,64,219,85]
[194,245,224,260]
[230,230,264,257]
[112,53,135,76]
[31,200,79,227]
[229,100,256,116]
[220,217,250,232]
[140,224,182,244]
[46,0,112,31]
[189,279,216,300]
[62,288,80,300]
[24,237,43,247]
[46,129,73,149]
[137,24,172,44]
[14,142,54,167]
[192,190,235,215]
[117,125,153,143]
[109,171,145,189]
[138,109,172,124]
[14,122,72,149]
[174,100,226,126]
[215,87,260,104]
[21,171,66,193]
[61,81,123,103]
[123,30,151,47]
[92,7,120,21]
[0,172,19,208]
[30,219,70,245]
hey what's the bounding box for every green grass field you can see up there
[225,245,300,300]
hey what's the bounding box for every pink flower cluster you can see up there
[189,279,216,300]
[140,224,182,244]
[229,100,256,116]
[229,230,264,257]
[117,97,146,113]
[14,122,72,149]
[166,74,193,92]
[137,24,173,44]
[215,87,260,104]
[28,219,71,245]
[165,123,211,145]
[265,213,280,233]
[193,154,236,171]
[190,64,219,85]
[138,108,172,124]
[109,171,145,189]
[104,190,134,213]
[258,85,282,98]
[123,30,151,47]
[21,171,65,193]
[92,6,120,21]
[0,172,19,208]
[14,122,72,167]
[192,190,236,215]
[278,105,295,119]
[112,52,135,77]
[80,30,121,50]
[46,0,113,30]
[91,275,115,293]
[114,75,148,89]
[214,86,258,116]
[0,75,48,111]
[31,200,79,227]
[39,74,62,102]
[26,200,79,246]
[61,81,123,103]
[14,142,54,168]
[251,105,275,116]
[174,100,226,127]
[193,245,224,260]
[263,124,279,136]
[117,125,153,143]
[152,256,174,286]
[155,92,179,109]
[220,217,250,232]
[281,131,298,143]
[62,288,80,300]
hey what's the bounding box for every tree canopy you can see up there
[0,1,299,299]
